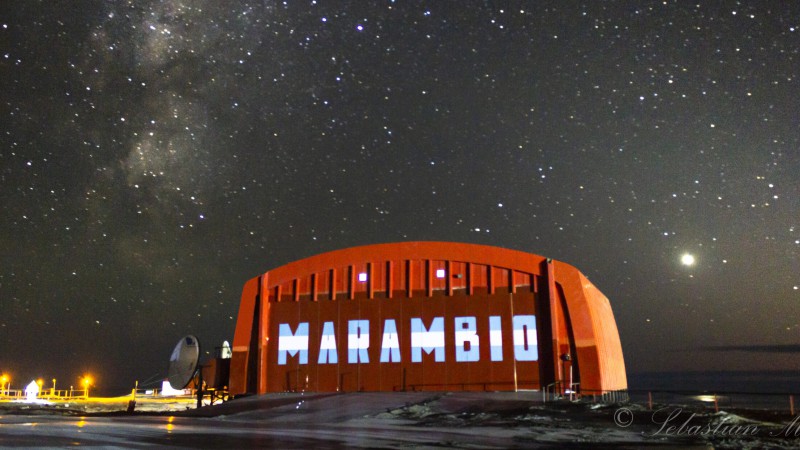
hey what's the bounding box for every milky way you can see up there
[1,1,798,393]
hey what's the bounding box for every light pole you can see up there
[83,376,91,399]
[52,378,57,397]
[0,375,7,396]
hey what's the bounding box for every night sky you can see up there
[2,1,798,394]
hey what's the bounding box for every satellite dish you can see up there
[167,335,201,389]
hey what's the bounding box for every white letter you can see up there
[489,316,503,361]
[278,323,309,365]
[454,316,479,362]
[348,320,369,363]
[411,317,445,362]
[512,315,537,361]
[318,321,338,364]
[380,319,401,362]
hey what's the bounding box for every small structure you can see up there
[220,341,232,359]
[24,381,39,401]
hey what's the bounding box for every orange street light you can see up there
[0,374,8,396]
[83,376,92,398]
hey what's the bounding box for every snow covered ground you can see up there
[1,392,798,448]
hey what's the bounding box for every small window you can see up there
[435,269,446,279]
[358,272,368,282]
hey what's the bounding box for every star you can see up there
[680,253,696,266]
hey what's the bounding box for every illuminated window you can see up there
[358,272,368,282]
[435,269,446,279]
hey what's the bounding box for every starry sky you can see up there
[2,1,798,394]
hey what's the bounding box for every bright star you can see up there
[680,253,695,266]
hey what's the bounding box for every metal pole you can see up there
[568,364,573,400]
[791,395,795,415]
[196,369,204,409]
[127,380,138,413]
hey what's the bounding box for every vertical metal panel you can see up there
[346,265,354,300]
[229,276,260,396]
[446,260,453,296]
[272,286,281,303]
[367,262,375,299]
[513,271,532,292]
[546,260,562,385]
[279,281,293,302]
[450,261,468,292]
[258,273,270,393]
[492,266,510,292]
[405,260,412,297]
[367,261,390,299]
[331,268,339,300]
[472,263,488,292]
[467,262,474,295]
[410,260,425,296]
[386,261,393,298]
[425,260,433,297]
[311,273,318,302]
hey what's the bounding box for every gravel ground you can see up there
[1,392,798,448]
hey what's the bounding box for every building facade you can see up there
[229,242,627,395]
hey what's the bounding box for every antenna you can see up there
[167,335,201,389]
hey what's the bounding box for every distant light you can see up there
[681,253,695,266]
[356,24,364,31]
[435,269,446,279]
[358,272,368,282]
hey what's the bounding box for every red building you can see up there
[229,242,627,396]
